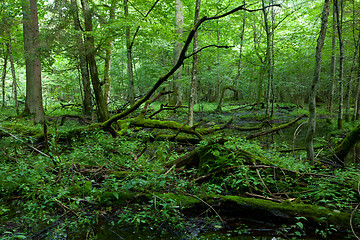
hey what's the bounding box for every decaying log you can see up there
[334,123,360,164]
[246,114,306,140]
[117,117,233,140]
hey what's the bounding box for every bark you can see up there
[170,0,184,105]
[70,0,92,115]
[262,0,273,117]
[233,12,246,101]
[356,39,360,120]
[7,36,18,115]
[305,0,331,164]
[188,0,201,127]
[328,6,336,113]
[124,0,135,106]
[1,48,7,108]
[334,123,360,165]
[81,0,109,121]
[335,0,344,129]
[103,0,116,106]
[22,0,45,123]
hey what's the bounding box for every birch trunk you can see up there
[188,0,201,126]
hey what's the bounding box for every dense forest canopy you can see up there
[0,0,358,110]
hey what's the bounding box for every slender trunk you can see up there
[1,49,8,108]
[7,36,18,115]
[81,0,109,121]
[233,13,246,101]
[22,0,44,123]
[305,0,331,164]
[188,0,201,126]
[71,0,92,115]
[329,5,336,113]
[171,0,183,105]
[355,41,360,120]
[216,19,221,104]
[123,0,135,106]
[262,0,272,117]
[103,0,116,106]
[335,0,344,129]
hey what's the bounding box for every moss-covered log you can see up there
[334,123,360,164]
[117,117,232,140]
[246,114,306,140]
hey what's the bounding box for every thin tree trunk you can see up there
[188,0,201,127]
[171,0,183,105]
[233,12,246,101]
[305,0,331,164]
[262,0,272,117]
[1,48,8,108]
[70,0,92,115]
[355,33,360,120]
[335,0,344,129]
[81,0,109,121]
[7,36,18,115]
[328,5,336,113]
[124,0,135,106]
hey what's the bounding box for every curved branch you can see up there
[185,45,234,59]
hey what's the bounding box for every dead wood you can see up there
[246,114,306,140]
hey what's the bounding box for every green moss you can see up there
[221,195,351,228]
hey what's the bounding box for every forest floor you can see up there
[0,101,359,239]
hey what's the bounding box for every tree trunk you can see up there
[188,0,201,127]
[7,36,18,115]
[81,0,109,122]
[305,0,331,164]
[22,0,45,123]
[262,0,273,118]
[124,0,135,106]
[1,48,8,108]
[70,0,92,115]
[233,12,246,101]
[103,0,116,106]
[355,35,360,120]
[171,0,183,105]
[335,0,344,129]
[328,5,336,113]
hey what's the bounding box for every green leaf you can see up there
[113,192,119,199]
[296,222,304,229]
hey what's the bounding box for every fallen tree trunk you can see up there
[334,123,360,164]
[246,114,306,140]
[118,117,233,140]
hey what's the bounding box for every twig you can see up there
[245,192,283,203]
[184,193,224,224]
[293,122,307,159]
[350,203,360,240]
[254,163,272,195]
[185,45,234,59]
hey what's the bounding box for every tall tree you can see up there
[70,0,92,115]
[81,0,109,121]
[188,0,201,126]
[1,46,7,108]
[22,0,45,123]
[171,0,184,105]
[261,0,273,117]
[103,0,116,106]
[7,36,18,115]
[124,0,135,106]
[328,4,337,113]
[335,0,344,129]
[305,0,331,164]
